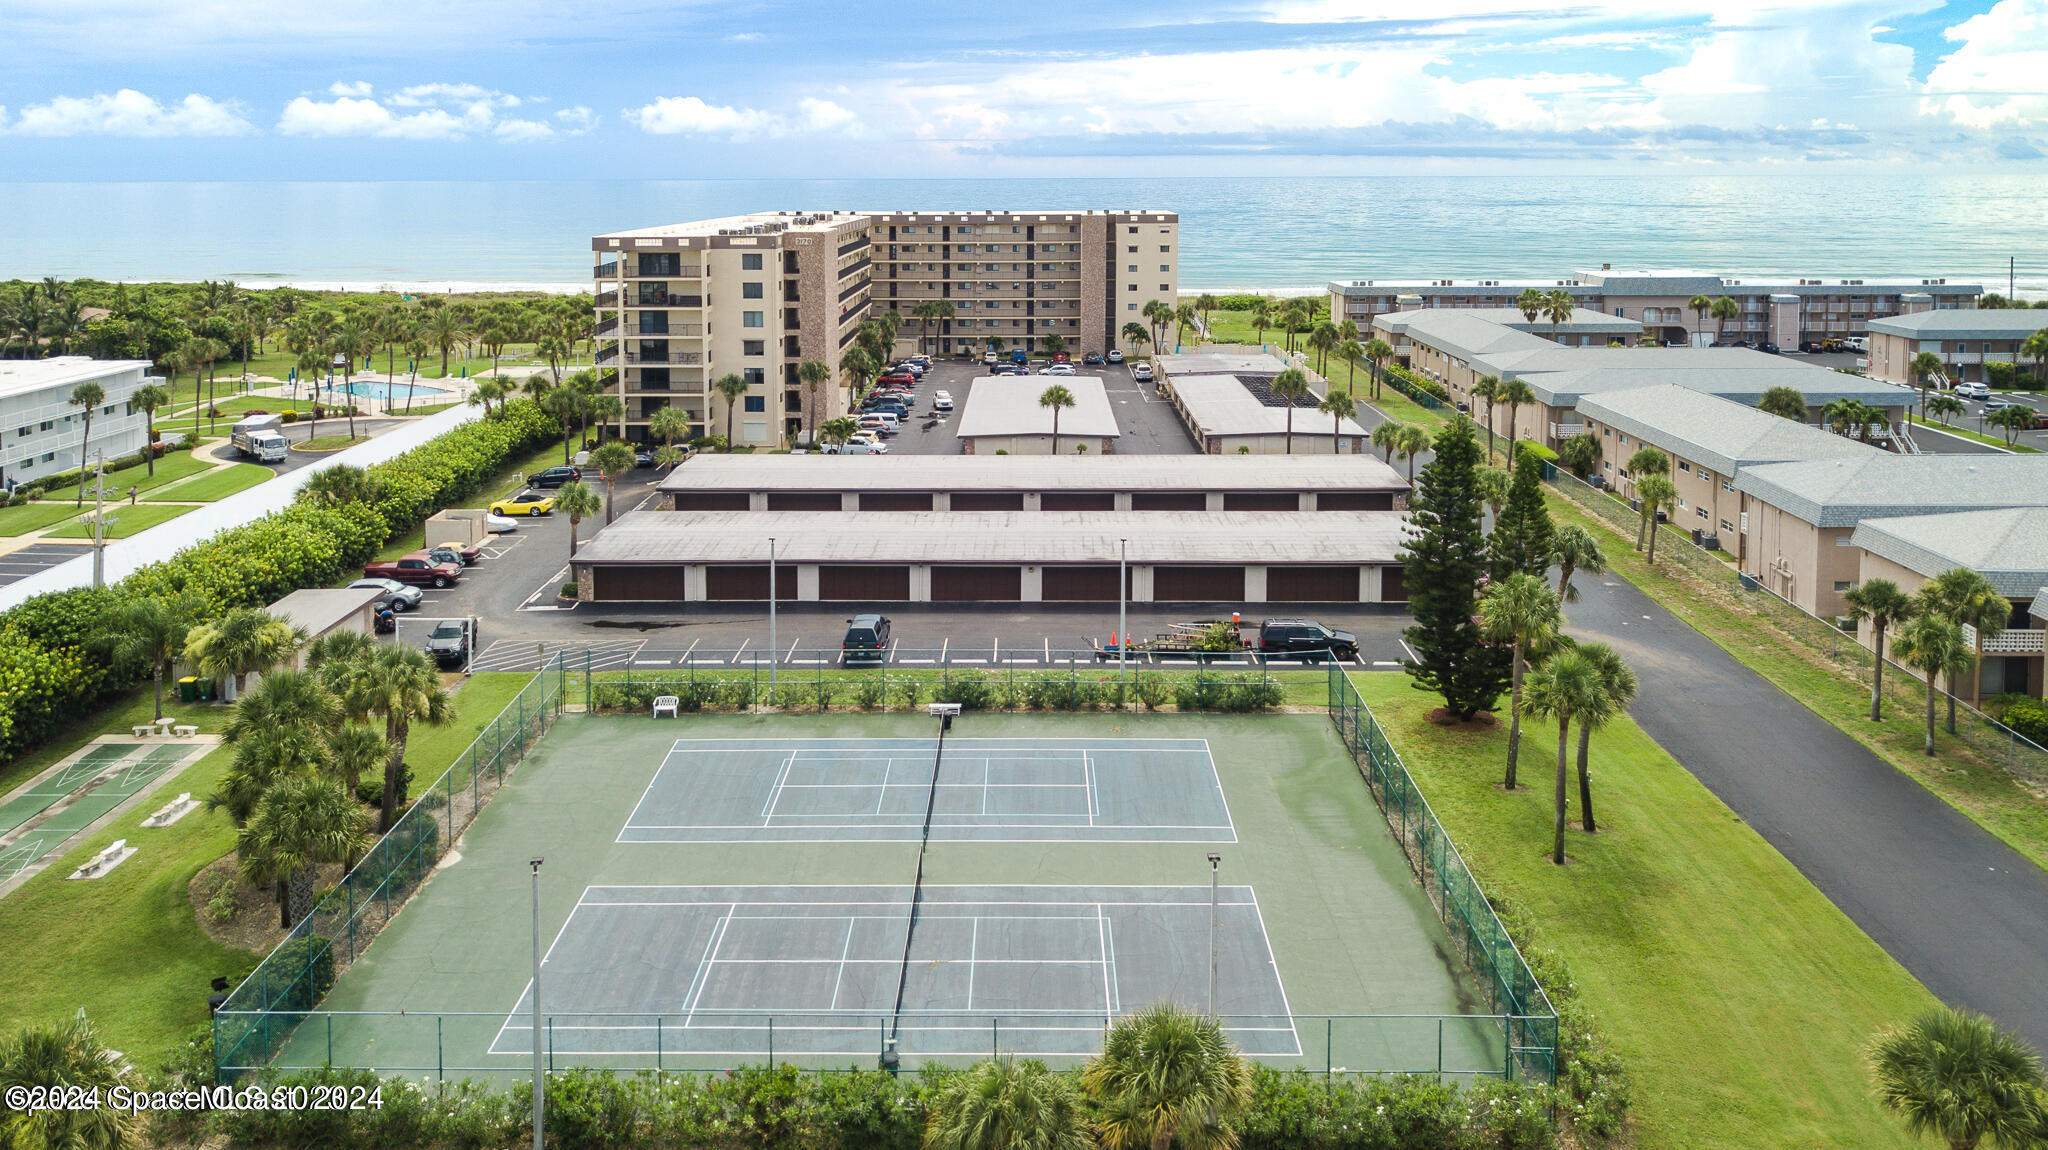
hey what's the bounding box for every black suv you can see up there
[530,465,581,488]
[842,614,892,666]
[1257,618,1359,662]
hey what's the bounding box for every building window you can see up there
[741,253,763,270]
[743,282,764,299]
[1722,480,1734,492]
[1696,507,1708,519]
[1128,226,1138,233]
[1128,285,1136,292]
[1160,284,1170,292]
[1161,265,1171,273]
[743,311,764,327]
[1721,520,1735,533]
[743,340,764,356]
[1834,580,1853,593]
[41,452,54,463]
[1128,303,1138,310]
[1128,265,1137,273]
[1603,461,1613,471]
[1677,461,1690,472]
[743,394,765,410]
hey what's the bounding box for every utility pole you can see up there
[529,857,545,1150]
[90,450,110,590]
[1118,538,1128,704]
[767,537,777,706]
[1207,852,1221,1017]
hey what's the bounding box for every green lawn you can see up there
[44,502,198,539]
[0,674,531,1073]
[152,396,319,437]
[143,464,271,503]
[128,452,215,494]
[1914,418,2041,453]
[0,500,93,537]
[1350,673,1932,1149]
[293,435,370,452]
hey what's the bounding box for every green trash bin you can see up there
[177,676,199,703]
[197,678,217,703]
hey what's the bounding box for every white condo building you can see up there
[0,358,159,490]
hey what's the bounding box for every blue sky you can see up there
[0,0,2043,178]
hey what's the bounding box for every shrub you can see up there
[893,676,924,709]
[206,873,239,923]
[933,671,994,710]
[1021,675,1069,711]
[281,410,298,423]
[852,676,887,711]
[1999,698,2048,747]
[1134,675,1171,711]
[714,678,757,710]
[560,581,578,599]
[1173,678,1284,713]
[776,680,818,711]
[263,935,338,1013]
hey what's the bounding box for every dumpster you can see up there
[197,678,217,702]
[177,676,199,702]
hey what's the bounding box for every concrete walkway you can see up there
[1568,569,2048,1048]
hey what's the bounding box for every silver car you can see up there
[350,577,424,612]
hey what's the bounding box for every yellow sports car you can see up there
[491,490,555,517]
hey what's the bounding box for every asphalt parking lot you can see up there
[0,542,91,588]
[859,358,1198,456]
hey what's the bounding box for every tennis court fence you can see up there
[213,653,569,1079]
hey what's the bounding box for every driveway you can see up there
[199,418,414,475]
[1568,570,2048,1048]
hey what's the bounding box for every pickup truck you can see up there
[363,550,463,588]
[425,619,472,670]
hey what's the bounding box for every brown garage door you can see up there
[818,565,912,601]
[1131,492,1207,511]
[1042,566,1125,601]
[590,565,684,601]
[767,492,842,511]
[1380,565,1408,602]
[860,492,933,511]
[671,492,750,511]
[1042,492,1115,511]
[1223,492,1298,511]
[931,566,1022,601]
[1317,491,1395,511]
[950,492,1024,511]
[705,565,798,600]
[1267,566,1360,602]
[1153,566,1246,600]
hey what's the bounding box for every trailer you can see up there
[1093,619,1246,661]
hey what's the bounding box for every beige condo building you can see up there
[591,209,1178,447]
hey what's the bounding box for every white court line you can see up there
[1201,738,1240,845]
[1084,751,1097,827]
[828,917,856,1010]
[760,751,799,820]
[1102,909,1121,1013]
[777,781,1089,790]
[1244,886,1304,1057]
[966,918,978,1012]
[1095,905,1113,1018]
[680,906,737,1031]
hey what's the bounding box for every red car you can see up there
[877,370,917,386]
[364,550,464,588]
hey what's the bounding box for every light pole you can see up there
[529,857,545,1150]
[1118,538,1128,705]
[1207,852,1221,1018]
[767,537,777,706]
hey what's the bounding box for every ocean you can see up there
[1,175,2042,297]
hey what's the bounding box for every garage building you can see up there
[1154,353,1371,455]
[572,510,1410,604]
[954,376,1121,455]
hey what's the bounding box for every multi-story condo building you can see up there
[1330,267,1981,352]
[0,357,157,492]
[591,209,1178,447]
[1864,310,2048,386]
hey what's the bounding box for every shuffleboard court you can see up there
[0,743,140,836]
[0,743,200,886]
[620,738,1234,843]
[488,884,1296,1061]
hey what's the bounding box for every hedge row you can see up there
[0,401,556,760]
[587,675,1287,716]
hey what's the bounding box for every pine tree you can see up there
[1403,417,1511,720]
[1490,446,1556,580]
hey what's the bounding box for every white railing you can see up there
[1964,624,2047,655]
[1549,422,1585,440]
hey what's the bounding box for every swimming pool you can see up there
[340,380,450,400]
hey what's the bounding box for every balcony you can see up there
[594,290,618,309]
[595,316,618,336]
[635,292,704,308]
[838,235,871,257]
[1965,624,2047,656]
[838,257,873,282]
[596,345,617,363]
[593,262,618,280]
[626,351,705,365]
[1549,421,1586,440]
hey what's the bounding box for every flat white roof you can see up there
[573,510,1410,565]
[1156,352,1290,376]
[661,453,1406,491]
[1159,373,1370,440]
[955,377,1120,440]
[0,357,153,402]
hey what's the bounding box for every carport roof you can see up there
[571,510,1411,565]
[955,376,1120,440]
[1160,373,1370,440]
[658,453,1408,492]
[1576,384,1882,476]
[268,586,386,636]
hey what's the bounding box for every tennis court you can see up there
[0,743,201,887]
[487,884,1294,1061]
[620,738,1234,843]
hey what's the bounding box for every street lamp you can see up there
[1118,538,1128,705]
[767,537,777,706]
[1207,852,1221,1018]
[529,857,545,1150]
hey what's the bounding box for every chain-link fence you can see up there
[214,653,568,1081]
[1548,468,2048,788]
[1327,666,1558,1084]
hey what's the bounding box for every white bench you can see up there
[172,724,199,738]
[132,725,156,738]
[652,695,680,719]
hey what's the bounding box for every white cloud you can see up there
[493,118,556,142]
[727,31,764,42]
[279,81,553,141]
[625,95,775,135]
[1924,0,2048,129]
[328,80,373,98]
[5,89,251,136]
[798,98,857,133]
[555,106,599,133]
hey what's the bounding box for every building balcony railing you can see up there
[1965,624,2047,656]
[838,257,873,283]
[596,345,617,363]
[595,317,618,336]
[1549,422,1586,440]
[594,290,618,309]
[626,351,705,365]
[634,292,704,308]
[594,262,618,280]
[838,235,871,257]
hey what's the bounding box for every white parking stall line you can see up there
[785,637,801,662]
[632,660,672,667]
[1372,660,1401,667]
[1043,638,1051,661]
[730,638,750,664]
[681,636,701,659]
[952,659,988,665]
[940,637,950,663]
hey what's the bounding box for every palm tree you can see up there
[1844,580,1916,722]
[1552,524,1606,603]
[540,387,580,463]
[1708,295,1739,342]
[1926,393,1965,426]
[239,775,371,928]
[331,645,453,832]
[1122,322,1151,355]
[1920,567,2010,713]
[1909,350,1948,417]
[924,1057,1090,1150]
[588,439,637,524]
[0,1011,137,1150]
[1470,375,1501,458]
[325,722,388,803]
[1637,475,1678,563]
[819,416,860,450]
[68,381,105,506]
[1478,573,1563,789]
[555,480,602,557]
[1542,289,1574,333]
[1524,647,1602,864]
[185,607,301,698]
[1393,423,1431,482]
[1306,321,1337,374]
[1494,378,1535,452]
[1688,294,1712,342]
[1476,465,1511,522]
[1757,386,1809,422]
[713,372,752,451]
[1893,614,1972,755]
[1141,299,1173,353]
[841,346,881,402]
[1194,292,1219,338]
[127,381,170,476]
[1571,641,1636,833]
[2025,329,2048,389]
[426,307,468,379]
[1038,384,1076,455]
[1363,337,1393,400]
[795,358,831,444]
[1269,368,1310,454]
[1868,1006,2047,1150]
[1988,404,2033,446]
[1249,301,1272,348]
[1515,288,1544,325]
[1083,1004,1254,1150]
[297,463,376,509]
[1370,420,1401,464]
[96,593,202,720]
[293,347,326,439]
[1333,339,1362,394]
[1318,390,1356,453]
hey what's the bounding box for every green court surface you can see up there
[0,744,201,886]
[0,744,141,835]
[263,713,1502,1079]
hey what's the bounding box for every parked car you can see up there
[1132,363,1155,382]
[1082,352,1104,366]
[1983,400,2022,414]
[857,416,898,437]
[363,551,463,589]
[529,465,581,488]
[349,577,423,612]
[1107,349,1124,364]
[427,544,481,568]
[1955,381,1991,400]
[483,513,519,534]
[822,439,887,455]
[1758,343,1781,355]
[634,449,657,468]
[425,619,471,670]
[842,613,892,665]
[1052,351,1071,364]
[878,370,917,387]
[1257,618,1359,662]
[492,490,556,517]
[983,351,1001,366]
[933,390,954,411]
[1040,363,1076,376]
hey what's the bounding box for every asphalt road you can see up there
[199,417,414,474]
[1568,568,2048,1049]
